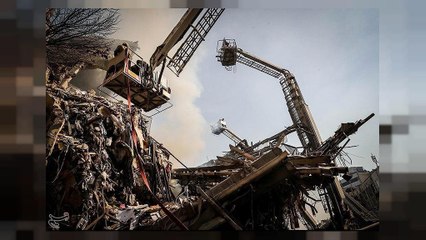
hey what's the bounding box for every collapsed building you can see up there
[46,8,379,231]
[46,84,180,230]
[46,79,377,230]
[340,164,380,219]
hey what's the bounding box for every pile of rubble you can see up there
[45,81,377,230]
[46,83,178,230]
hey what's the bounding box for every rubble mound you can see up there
[46,84,177,230]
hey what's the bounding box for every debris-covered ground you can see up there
[46,81,378,230]
[46,83,179,230]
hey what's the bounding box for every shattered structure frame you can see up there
[45,8,379,231]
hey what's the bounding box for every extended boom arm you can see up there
[216,39,322,153]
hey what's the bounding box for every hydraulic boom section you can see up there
[216,39,322,153]
[150,8,224,77]
[167,8,224,76]
[102,9,224,114]
[211,118,249,149]
[150,9,203,70]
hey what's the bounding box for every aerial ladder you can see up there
[100,8,224,113]
[215,39,375,229]
[216,39,322,153]
[211,118,249,149]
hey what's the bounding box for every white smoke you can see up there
[151,49,209,168]
[71,69,105,93]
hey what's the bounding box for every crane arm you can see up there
[211,118,248,148]
[150,9,203,70]
[236,48,286,79]
[150,8,224,76]
[216,39,322,152]
[168,8,224,76]
[222,129,243,145]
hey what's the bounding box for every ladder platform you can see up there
[102,50,171,112]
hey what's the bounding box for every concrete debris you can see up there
[166,146,344,230]
[164,115,377,230]
[46,83,175,230]
[46,80,377,230]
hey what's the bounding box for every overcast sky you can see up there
[109,9,379,170]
